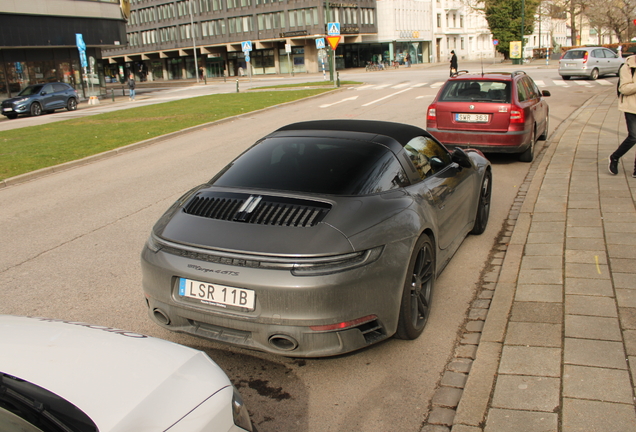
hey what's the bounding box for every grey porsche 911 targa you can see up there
[141,120,492,357]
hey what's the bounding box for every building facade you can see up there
[102,0,494,81]
[103,0,379,81]
[0,0,127,99]
[432,0,494,64]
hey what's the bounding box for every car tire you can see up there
[590,68,599,80]
[539,115,549,140]
[519,127,535,163]
[562,76,571,81]
[470,170,492,236]
[67,98,77,111]
[30,102,42,117]
[395,234,435,340]
[6,114,18,120]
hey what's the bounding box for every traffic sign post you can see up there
[316,39,327,81]
[327,23,340,87]
[285,43,293,77]
[492,39,499,64]
[242,41,252,82]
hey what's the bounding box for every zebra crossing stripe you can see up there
[392,83,410,89]
[574,81,593,86]
[596,79,612,86]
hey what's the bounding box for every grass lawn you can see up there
[252,81,361,89]
[0,88,333,181]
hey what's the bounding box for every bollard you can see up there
[236,79,239,93]
[337,72,340,88]
[122,86,125,97]
[111,89,115,102]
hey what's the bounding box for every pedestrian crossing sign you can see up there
[327,22,340,36]
[315,38,326,49]
[241,41,252,52]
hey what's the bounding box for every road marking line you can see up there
[554,81,569,87]
[392,83,411,89]
[362,88,412,106]
[356,85,374,90]
[574,81,593,86]
[430,82,445,88]
[534,80,545,86]
[320,96,359,108]
[374,84,390,89]
[411,83,428,87]
[596,79,612,86]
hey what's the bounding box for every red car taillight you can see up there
[427,104,437,121]
[583,51,589,63]
[510,105,525,123]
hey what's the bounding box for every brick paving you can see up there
[423,88,636,431]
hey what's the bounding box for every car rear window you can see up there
[439,80,511,103]
[211,137,410,196]
[563,50,586,60]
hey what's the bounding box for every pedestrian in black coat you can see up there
[450,50,458,76]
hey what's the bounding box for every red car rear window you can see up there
[438,80,511,103]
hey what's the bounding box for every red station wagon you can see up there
[426,71,550,162]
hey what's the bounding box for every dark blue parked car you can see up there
[1,82,79,119]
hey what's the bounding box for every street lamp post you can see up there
[189,0,200,83]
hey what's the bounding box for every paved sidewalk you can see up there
[424,88,636,431]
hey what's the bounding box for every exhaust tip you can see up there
[152,308,170,325]
[268,334,298,351]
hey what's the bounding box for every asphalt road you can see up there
[0,61,607,431]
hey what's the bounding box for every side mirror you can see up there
[542,90,551,97]
[451,148,473,169]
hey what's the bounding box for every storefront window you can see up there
[252,49,275,75]
[279,47,305,74]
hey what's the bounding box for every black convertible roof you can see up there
[275,120,431,147]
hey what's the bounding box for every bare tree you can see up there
[585,0,636,42]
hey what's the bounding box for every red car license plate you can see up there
[455,113,489,123]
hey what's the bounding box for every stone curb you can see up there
[420,91,605,432]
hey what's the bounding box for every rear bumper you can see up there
[558,68,591,78]
[427,127,529,153]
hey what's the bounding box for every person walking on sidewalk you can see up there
[450,50,458,77]
[127,74,136,101]
[610,54,636,177]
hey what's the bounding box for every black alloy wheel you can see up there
[396,234,435,340]
[470,170,492,235]
[30,102,42,117]
[67,98,77,111]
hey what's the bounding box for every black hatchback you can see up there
[1,82,79,119]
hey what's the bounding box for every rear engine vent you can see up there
[183,192,331,228]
